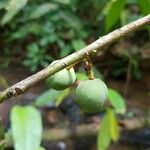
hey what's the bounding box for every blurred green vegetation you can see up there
[0,1,150,149]
[0,0,149,72]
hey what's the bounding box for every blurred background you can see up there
[0,0,150,150]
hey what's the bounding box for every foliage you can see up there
[35,88,71,107]
[103,0,126,32]
[97,108,120,150]
[11,105,43,150]
[0,0,149,72]
[0,0,149,149]
[111,46,142,79]
[108,88,126,114]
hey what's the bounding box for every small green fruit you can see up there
[46,68,76,90]
[75,78,108,113]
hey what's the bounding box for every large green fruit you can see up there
[46,68,76,90]
[75,78,108,113]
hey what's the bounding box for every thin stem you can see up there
[84,54,95,80]
[0,14,150,103]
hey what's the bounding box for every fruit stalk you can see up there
[85,55,95,80]
[0,14,150,103]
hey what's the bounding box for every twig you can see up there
[0,15,150,103]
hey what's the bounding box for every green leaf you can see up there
[1,0,29,25]
[76,72,88,80]
[37,147,46,150]
[29,3,58,19]
[55,88,71,106]
[107,109,120,141]
[97,109,120,150]
[71,39,86,51]
[35,89,60,107]
[108,88,126,114]
[11,105,42,150]
[138,0,150,15]
[97,111,111,150]
[103,0,126,32]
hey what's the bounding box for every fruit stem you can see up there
[85,54,95,80]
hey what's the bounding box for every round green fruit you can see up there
[46,68,76,90]
[75,78,108,113]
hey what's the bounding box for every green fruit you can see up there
[46,68,76,90]
[75,78,108,113]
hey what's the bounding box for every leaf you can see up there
[97,109,120,150]
[138,0,150,15]
[29,3,58,19]
[108,88,126,114]
[11,105,42,150]
[1,0,29,25]
[103,0,126,32]
[107,109,120,141]
[35,89,60,107]
[76,72,88,80]
[71,39,86,51]
[37,147,46,150]
[55,88,71,106]
[97,111,111,150]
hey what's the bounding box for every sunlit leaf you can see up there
[37,147,46,150]
[108,109,120,141]
[76,72,88,80]
[11,105,42,150]
[97,108,120,150]
[55,88,71,106]
[29,3,58,19]
[138,0,150,15]
[108,88,126,114]
[35,89,60,107]
[103,0,126,32]
[1,0,29,25]
[97,111,111,150]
